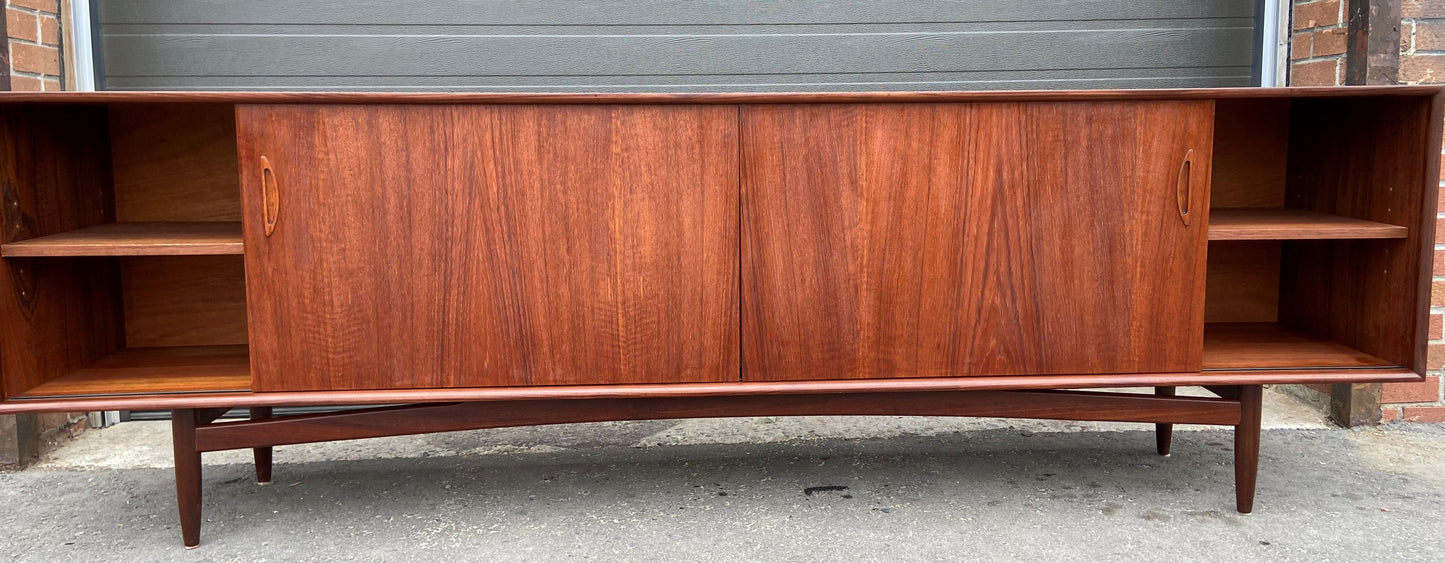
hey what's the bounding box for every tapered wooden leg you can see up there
[1154,386,1176,456]
[1234,385,1263,514]
[249,407,274,485]
[171,409,203,548]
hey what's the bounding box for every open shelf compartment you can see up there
[1203,322,1397,371]
[0,102,252,400]
[1202,96,1430,374]
[14,345,250,398]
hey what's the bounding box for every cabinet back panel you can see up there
[1204,241,1280,323]
[0,106,124,399]
[110,104,241,222]
[1279,95,1438,371]
[121,256,248,348]
[1210,99,1289,208]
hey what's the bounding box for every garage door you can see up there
[96,0,1259,91]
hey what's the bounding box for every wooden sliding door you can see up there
[237,105,739,391]
[741,102,1213,381]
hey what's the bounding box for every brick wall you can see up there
[5,0,63,91]
[1292,0,1348,85]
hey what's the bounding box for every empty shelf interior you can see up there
[1203,322,1398,370]
[14,345,251,398]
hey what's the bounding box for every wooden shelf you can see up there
[1207,208,1407,241]
[14,346,250,398]
[0,222,243,257]
[1203,322,1397,370]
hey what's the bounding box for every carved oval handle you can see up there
[1175,149,1194,226]
[260,156,280,237]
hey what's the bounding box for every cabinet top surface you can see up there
[0,86,1439,105]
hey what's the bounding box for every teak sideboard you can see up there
[0,87,1439,547]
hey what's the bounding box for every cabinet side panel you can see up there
[1279,96,1434,371]
[742,101,1212,381]
[238,104,739,390]
[0,106,124,399]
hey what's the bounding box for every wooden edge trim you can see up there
[0,86,1438,105]
[194,390,1241,452]
[0,369,1421,415]
[1413,90,1445,374]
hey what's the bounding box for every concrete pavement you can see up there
[2,388,1443,562]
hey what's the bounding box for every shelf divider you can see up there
[0,222,243,257]
[1208,208,1407,241]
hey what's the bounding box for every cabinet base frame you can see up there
[168,386,1264,548]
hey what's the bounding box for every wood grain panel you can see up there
[741,101,1213,380]
[122,256,249,348]
[0,105,124,399]
[1204,241,1281,324]
[1278,95,1435,371]
[237,104,738,391]
[1209,99,1290,208]
[0,222,243,256]
[109,104,240,222]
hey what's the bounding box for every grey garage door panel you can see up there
[104,68,1253,93]
[102,28,1253,77]
[96,1,1258,91]
[100,0,1257,26]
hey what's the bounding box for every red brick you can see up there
[1402,54,1445,83]
[1382,407,1402,422]
[1383,376,1442,403]
[9,42,59,76]
[1428,343,1445,369]
[1432,314,1443,340]
[1405,0,1445,18]
[6,8,38,42]
[1292,32,1312,60]
[1292,59,1340,86]
[1295,0,1342,29]
[1434,249,1444,276]
[1313,27,1348,56]
[40,78,61,92]
[8,75,43,92]
[1401,405,1445,422]
[39,14,59,46]
[1437,217,1445,241]
[1431,280,1445,306]
[7,0,57,14]
[1415,21,1445,51]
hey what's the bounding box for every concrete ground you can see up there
[2,387,1443,562]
